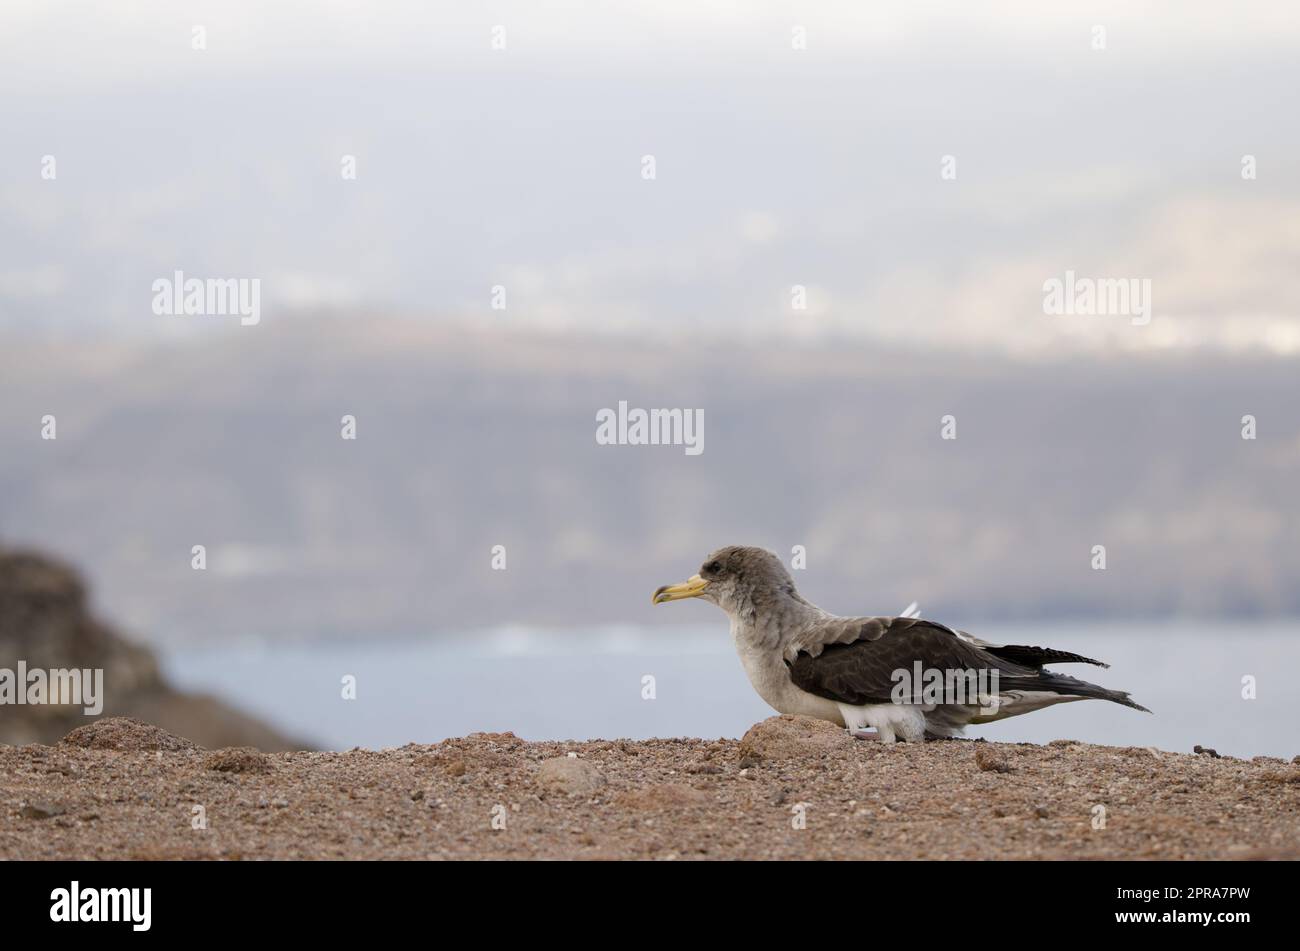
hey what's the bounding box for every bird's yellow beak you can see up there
[652,574,709,604]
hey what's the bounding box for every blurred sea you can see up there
[163,621,1300,759]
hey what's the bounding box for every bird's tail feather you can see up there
[1017,671,1152,713]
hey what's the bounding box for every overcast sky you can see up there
[2,1,1298,355]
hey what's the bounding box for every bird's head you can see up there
[652,545,803,620]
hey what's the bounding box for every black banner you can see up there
[2,859,1279,936]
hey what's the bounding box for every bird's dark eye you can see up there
[703,561,723,575]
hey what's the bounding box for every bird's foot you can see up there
[853,729,900,743]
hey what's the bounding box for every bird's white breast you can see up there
[731,620,844,724]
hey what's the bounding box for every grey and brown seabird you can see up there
[654,545,1149,742]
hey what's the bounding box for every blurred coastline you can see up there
[161,619,1300,758]
[3,322,1298,648]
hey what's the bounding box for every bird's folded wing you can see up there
[783,615,880,662]
[783,615,969,661]
[784,617,1028,707]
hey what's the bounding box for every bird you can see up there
[652,545,1149,743]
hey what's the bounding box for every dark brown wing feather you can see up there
[786,619,1036,706]
[785,618,1151,712]
[983,643,1109,668]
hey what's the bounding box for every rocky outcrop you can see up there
[0,548,306,750]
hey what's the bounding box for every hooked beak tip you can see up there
[651,575,708,605]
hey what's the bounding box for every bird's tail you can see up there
[1027,671,1152,713]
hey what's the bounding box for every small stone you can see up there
[736,715,856,763]
[616,784,706,810]
[975,747,1013,773]
[20,802,64,820]
[202,747,271,773]
[536,756,605,796]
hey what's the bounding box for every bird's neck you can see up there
[726,590,830,652]
[727,595,843,718]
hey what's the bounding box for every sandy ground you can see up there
[2,716,1297,860]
